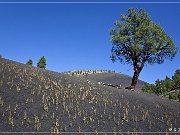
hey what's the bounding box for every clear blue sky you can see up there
[0,1,180,84]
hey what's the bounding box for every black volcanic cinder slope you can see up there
[0,58,180,134]
[81,72,145,90]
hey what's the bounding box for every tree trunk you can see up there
[130,68,140,89]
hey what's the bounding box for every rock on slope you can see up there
[0,58,180,133]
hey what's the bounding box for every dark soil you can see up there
[81,72,145,90]
[0,58,180,134]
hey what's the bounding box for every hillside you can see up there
[0,58,180,133]
[64,70,144,90]
[85,72,144,90]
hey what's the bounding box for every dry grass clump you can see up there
[0,58,179,133]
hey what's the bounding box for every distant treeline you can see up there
[142,70,180,101]
[64,70,116,76]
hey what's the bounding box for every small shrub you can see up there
[37,56,46,69]
[178,92,180,101]
[168,93,177,100]
[26,59,33,66]
[142,83,156,94]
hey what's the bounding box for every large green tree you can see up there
[110,8,178,89]
[37,56,46,69]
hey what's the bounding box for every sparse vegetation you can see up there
[0,58,179,133]
[64,70,116,76]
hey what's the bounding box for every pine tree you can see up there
[37,56,46,69]
[26,59,33,66]
[172,70,180,89]
[110,8,178,89]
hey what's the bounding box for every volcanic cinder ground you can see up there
[0,58,180,134]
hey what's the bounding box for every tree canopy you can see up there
[37,56,46,69]
[110,8,178,89]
